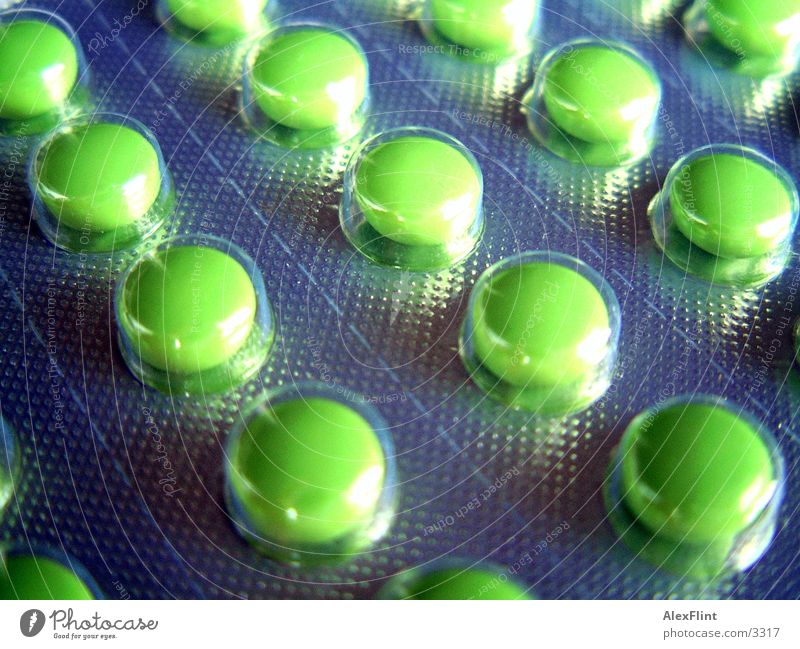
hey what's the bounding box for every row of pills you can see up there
[0,388,785,596]
[4,9,798,286]
[157,0,800,77]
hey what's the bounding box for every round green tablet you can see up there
[429,0,538,55]
[620,401,777,544]
[471,261,611,388]
[0,556,94,600]
[166,0,268,35]
[669,152,794,259]
[541,45,659,144]
[119,245,257,374]
[228,397,386,548]
[37,122,162,233]
[354,136,482,247]
[0,20,78,120]
[399,567,530,600]
[250,28,367,131]
[706,0,800,59]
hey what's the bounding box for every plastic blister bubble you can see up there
[648,143,798,287]
[30,111,175,252]
[459,251,620,416]
[0,7,92,135]
[419,0,541,65]
[523,38,661,166]
[0,547,103,599]
[340,126,484,271]
[115,234,275,395]
[604,395,785,582]
[241,23,371,148]
[683,0,800,78]
[224,382,397,565]
[155,0,271,47]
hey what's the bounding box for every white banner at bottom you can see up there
[0,600,797,648]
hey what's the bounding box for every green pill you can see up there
[249,27,368,133]
[620,401,778,545]
[669,151,795,259]
[386,566,531,600]
[462,253,617,414]
[474,263,609,385]
[541,44,659,144]
[706,0,800,60]
[119,245,257,375]
[36,122,162,234]
[166,0,267,36]
[343,128,484,270]
[427,0,538,59]
[650,145,798,286]
[116,237,272,394]
[0,19,78,121]
[0,555,95,600]
[355,137,481,247]
[226,394,390,562]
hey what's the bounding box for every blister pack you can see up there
[0,0,798,599]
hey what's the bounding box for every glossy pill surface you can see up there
[706,0,800,59]
[0,20,78,120]
[620,401,777,544]
[669,152,794,258]
[471,261,611,388]
[166,0,268,35]
[354,136,482,247]
[36,122,161,233]
[0,556,94,600]
[400,567,530,600]
[428,0,537,55]
[250,28,367,131]
[228,397,386,547]
[541,45,659,144]
[118,245,257,374]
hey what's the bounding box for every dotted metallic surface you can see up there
[0,0,798,599]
